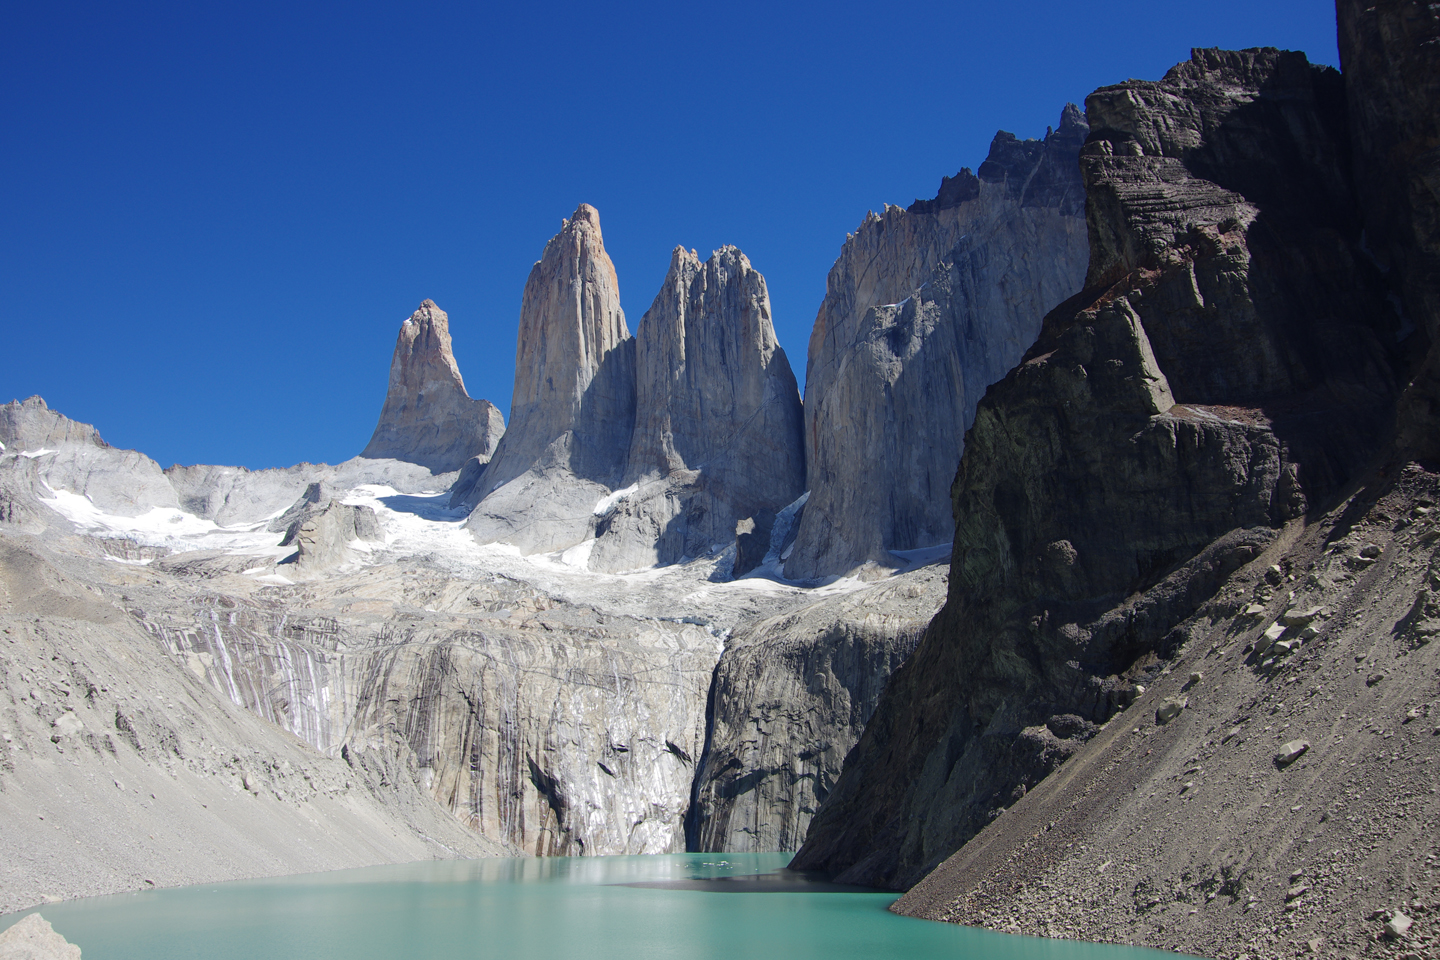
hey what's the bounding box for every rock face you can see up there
[360,300,505,474]
[792,48,1405,889]
[467,204,636,554]
[689,564,946,852]
[589,246,805,572]
[1337,0,1440,459]
[784,107,1090,580]
[0,397,178,517]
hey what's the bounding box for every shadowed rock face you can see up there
[1338,0,1440,459]
[360,300,505,474]
[589,246,805,572]
[792,48,1405,889]
[784,106,1090,580]
[467,204,636,554]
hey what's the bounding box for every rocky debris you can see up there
[467,204,636,554]
[359,300,505,474]
[784,105,1089,580]
[588,246,805,573]
[889,465,1440,959]
[794,47,1404,890]
[0,914,81,959]
[690,565,948,852]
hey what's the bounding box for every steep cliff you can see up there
[784,107,1090,580]
[589,246,805,572]
[466,204,636,554]
[1338,0,1440,460]
[793,48,1404,890]
[360,300,505,474]
[689,563,946,853]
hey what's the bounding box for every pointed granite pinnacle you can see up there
[360,300,504,474]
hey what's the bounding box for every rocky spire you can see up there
[360,300,505,474]
[588,245,805,572]
[466,204,637,553]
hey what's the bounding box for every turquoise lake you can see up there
[0,854,1182,960]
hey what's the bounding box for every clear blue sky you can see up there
[3,1,1340,470]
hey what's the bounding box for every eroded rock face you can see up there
[589,246,805,572]
[792,48,1404,889]
[784,107,1090,580]
[467,204,636,554]
[360,300,505,474]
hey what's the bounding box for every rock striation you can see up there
[466,204,637,554]
[792,48,1406,889]
[360,300,505,474]
[589,246,805,572]
[784,106,1091,580]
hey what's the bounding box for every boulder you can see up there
[0,914,81,959]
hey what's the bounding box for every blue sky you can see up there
[3,1,1340,470]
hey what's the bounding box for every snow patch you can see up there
[593,484,638,517]
[19,448,54,459]
[39,489,288,558]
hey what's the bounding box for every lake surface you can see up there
[0,853,1180,960]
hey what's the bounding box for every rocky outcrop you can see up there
[689,564,946,852]
[589,246,805,572]
[0,397,178,518]
[0,914,81,959]
[276,496,383,575]
[792,48,1405,889]
[784,107,1090,580]
[466,204,636,554]
[360,300,505,474]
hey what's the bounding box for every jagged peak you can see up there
[567,202,602,235]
